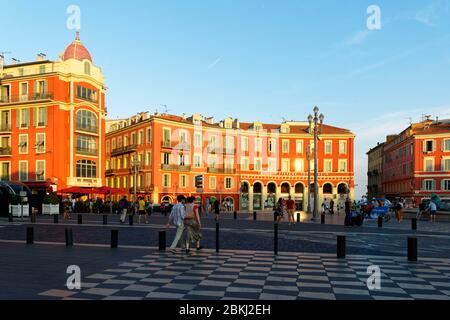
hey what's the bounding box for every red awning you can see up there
[59,187,129,195]
[59,187,92,194]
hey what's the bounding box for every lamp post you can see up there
[131,154,141,209]
[308,106,324,222]
[306,143,311,214]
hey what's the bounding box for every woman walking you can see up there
[274,198,287,224]
[184,196,203,253]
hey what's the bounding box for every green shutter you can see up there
[25,108,30,127]
[16,109,20,128]
[43,107,48,125]
[33,108,37,127]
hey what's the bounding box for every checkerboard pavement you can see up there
[39,248,450,300]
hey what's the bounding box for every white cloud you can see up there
[207,57,221,70]
[414,0,449,27]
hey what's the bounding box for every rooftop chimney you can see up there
[36,53,46,61]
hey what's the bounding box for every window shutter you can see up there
[25,108,30,126]
[44,80,48,93]
[16,109,20,128]
[43,107,48,125]
[432,180,436,190]
[34,81,37,97]
[33,108,37,127]
[433,140,436,152]
[422,141,426,153]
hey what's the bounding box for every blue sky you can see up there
[2,0,450,198]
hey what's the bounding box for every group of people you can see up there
[118,196,154,224]
[273,195,297,225]
[204,197,221,219]
[165,195,204,254]
[321,198,335,215]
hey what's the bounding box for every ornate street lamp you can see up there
[131,154,141,207]
[308,106,324,222]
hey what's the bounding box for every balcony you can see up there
[207,167,224,173]
[0,147,12,156]
[76,148,98,156]
[161,164,191,172]
[67,177,101,188]
[76,125,98,134]
[224,168,237,174]
[0,92,54,105]
[129,185,154,194]
[161,140,173,149]
[0,124,11,132]
[111,144,137,156]
[105,169,115,176]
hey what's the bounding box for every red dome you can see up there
[63,32,92,62]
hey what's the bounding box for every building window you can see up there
[180,175,188,188]
[76,110,98,133]
[423,179,435,191]
[254,158,262,171]
[241,157,249,171]
[76,85,98,103]
[324,159,333,173]
[225,158,234,170]
[268,158,277,173]
[36,133,45,153]
[76,160,97,178]
[225,136,234,152]
[84,61,91,75]
[296,140,303,154]
[443,180,450,191]
[241,137,249,151]
[34,107,48,126]
[179,131,187,144]
[20,82,28,101]
[325,141,332,154]
[19,134,28,154]
[163,153,171,165]
[18,108,30,128]
[225,177,232,189]
[339,141,347,154]
[146,128,152,144]
[162,174,171,187]
[444,139,450,152]
[194,154,202,168]
[123,176,128,188]
[269,139,276,153]
[338,160,347,172]
[442,158,450,171]
[146,152,151,166]
[281,159,290,172]
[194,133,202,148]
[255,138,263,153]
[36,160,45,181]
[19,161,28,181]
[424,158,434,172]
[282,140,289,153]
[209,176,217,189]
[423,140,435,153]
[76,135,97,156]
[295,159,304,172]
[163,128,171,146]
[138,131,144,145]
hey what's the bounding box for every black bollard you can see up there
[274,222,278,256]
[408,237,418,262]
[337,235,346,259]
[233,211,237,220]
[216,222,219,253]
[378,216,383,228]
[297,212,301,224]
[65,228,73,247]
[8,213,13,223]
[159,230,166,251]
[111,230,118,248]
[103,215,108,225]
[253,211,257,221]
[54,214,59,224]
[412,218,417,231]
[129,214,134,226]
[26,227,34,244]
[321,214,325,225]
[78,214,82,225]
[274,211,277,222]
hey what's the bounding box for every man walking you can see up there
[166,195,186,254]
[119,196,129,224]
[286,195,295,226]
[330,199,335,215]
[428,200,437,222]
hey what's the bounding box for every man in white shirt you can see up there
[428,201,437,222]
[166,195,186,253]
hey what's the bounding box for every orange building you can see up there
[380,119,450,205]
[0,33,106,205]
[105,112,355,212]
